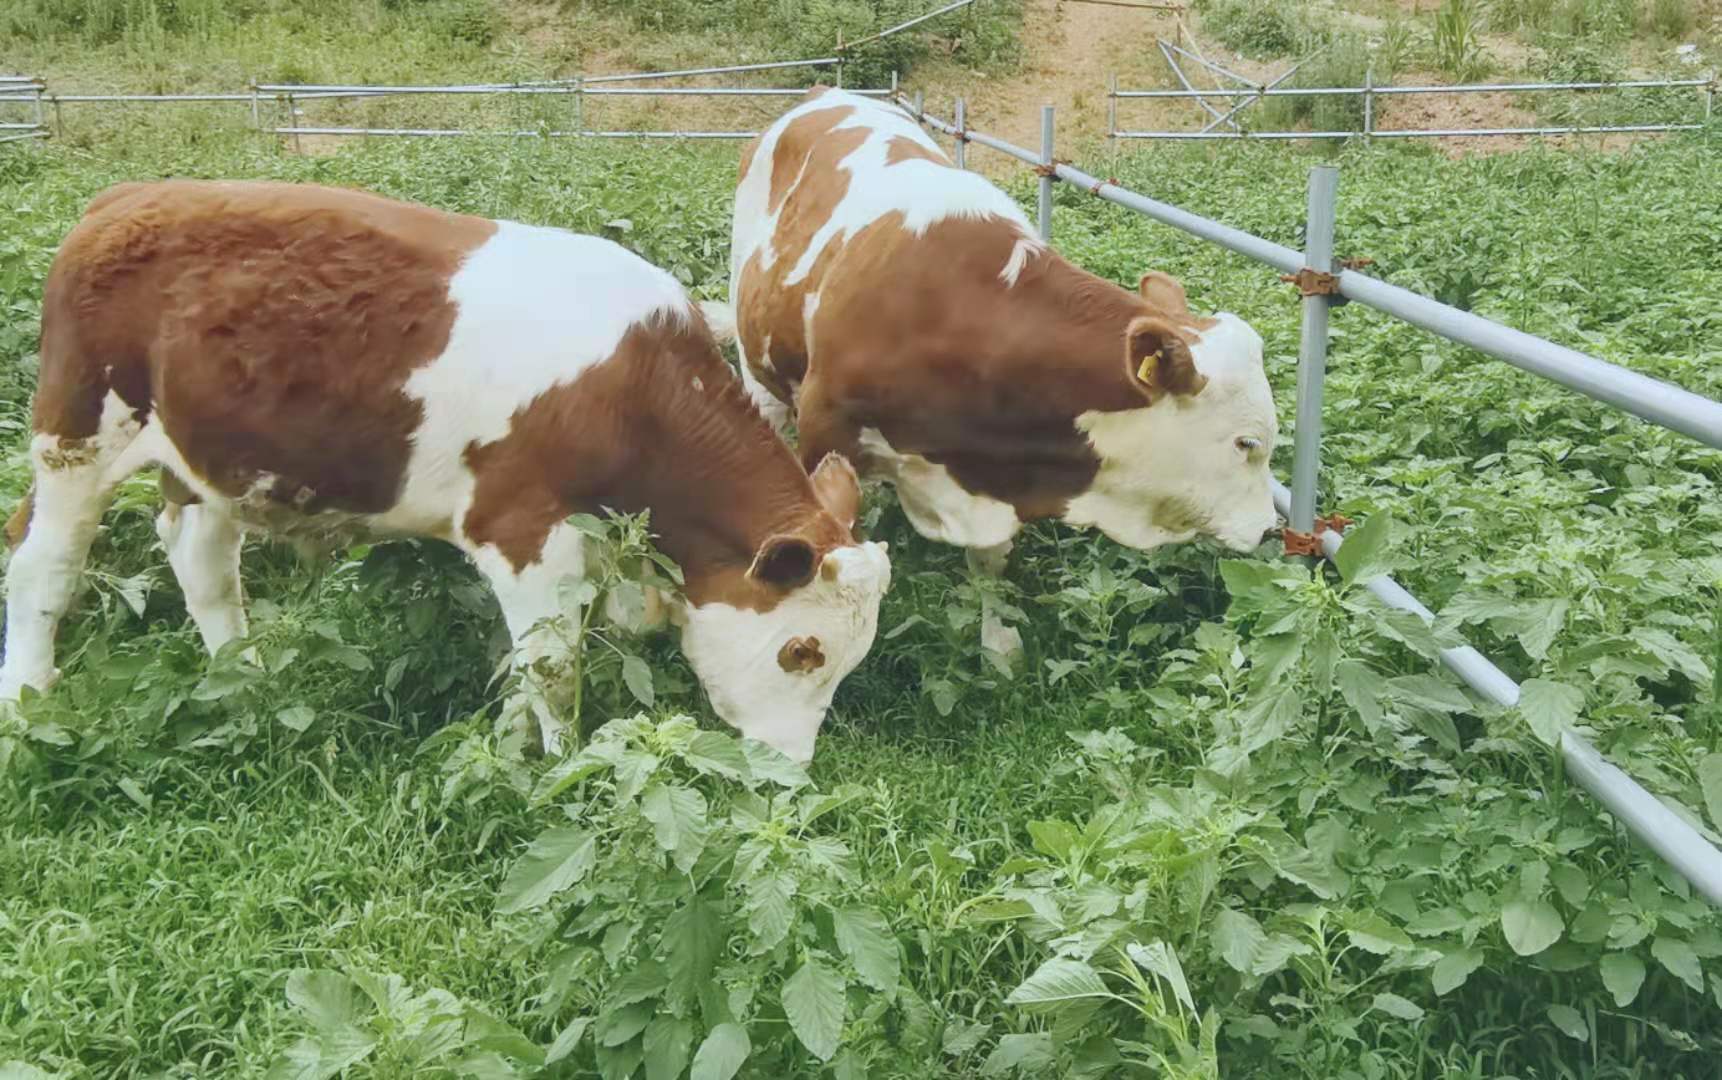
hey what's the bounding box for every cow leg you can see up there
[156,489,249,656]
[738,356,793,435]
[466,521,587,756]
[966,540,1024,667]
[1,446,134,700]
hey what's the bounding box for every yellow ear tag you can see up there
[1136,349,1162,383]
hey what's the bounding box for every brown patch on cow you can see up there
[884,135,949,167]
[766,105,856,216]
[32,180,495,515]
[736,108,870,400]
[776,635,826,674]
[4,488,33,550]
[459,312,858,612]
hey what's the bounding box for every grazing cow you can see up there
[706,88,1278,657]
[0,180,891,762]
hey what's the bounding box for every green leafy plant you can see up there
[266,967,543,1078]
[1433,0,1491,80]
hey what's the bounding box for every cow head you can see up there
[1065,274,1278,553]
[677,454,890,764]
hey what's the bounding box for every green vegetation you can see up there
[0,0,1022,92]
[3,59,1722,1080]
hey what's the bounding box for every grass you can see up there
[2,100,1722,1078]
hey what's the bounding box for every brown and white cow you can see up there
[705,88,1278,656]
[0,180,890,762]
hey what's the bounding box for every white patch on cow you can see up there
[729,91,1043,397]
[999,235,1040,287]
[385,222,692,539]
[857,428,1021,550]
[782,93,1037,288]
[678,541,890,763]
[1063,314,1278,552]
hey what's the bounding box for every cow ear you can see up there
[749,533,819,589]
[1125,316,1207,402]
[809,452,861,532]
[1138,271,1191,316]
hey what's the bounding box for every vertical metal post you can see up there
[954,97,966,169]
[1107,73,1117,143]
[890,70,899,97]
[575,76,584,137]
[1363,65,1374,143]
[835,30,844,88]
[287,92,301,153]
[53,95,63,138]
[1038,104,1055,243]
[249,79,260,131]
[1290,165,1339,534]
[913,89,923,121]
[32,85,44,136]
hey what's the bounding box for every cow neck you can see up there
[611,318,834,591]
[997,248,1152,416]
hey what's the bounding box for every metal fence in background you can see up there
[1110,66,1717,141]
[0,76,48,144]
[903,91,1722,907]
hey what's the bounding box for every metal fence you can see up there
[0,76,48,144]
[1111,60,1717,141]
[903,92,1722,905]
[0,0,984,145]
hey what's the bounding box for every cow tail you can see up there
[697,300,738,346]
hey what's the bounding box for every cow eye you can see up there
[1235,436,1262,453]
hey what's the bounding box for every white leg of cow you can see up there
[157,501,249,655]
[1,465,119,700]
[470,524,587,756]
[966,540,1024,668]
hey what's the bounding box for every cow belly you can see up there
[856,428,1019,549]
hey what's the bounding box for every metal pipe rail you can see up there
[256,84,887,99]
[1270,481,1722,907]
[840,0,978,53]
[271,126,764,139]
[909,99,1722,449]
[1113,76,1711,98]
[1114,122,1703,140]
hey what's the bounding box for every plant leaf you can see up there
[496,827,597,914]
[684,731,750,782]
[643,1016,695,1080]
[1599,953,1645,1007]
[782,956,846,1063]
[1371,992,1425,1021]
[640,782,709,871]
[664,896,726,1004]
[690,1023,750,1080]
[1651,935,1705,992]
[544,1018,592,1065]
[1432,947,1484,995]
[981,1032,1054,1075]
[1518,679,1583,746]
[1501,897,1563,956]
[1126,941,1195,1016]
[1335,512,1392,584]
[834,907,900,994]
[1005,957,1112,1010]
[621,653,655,707]
[1547,1004,1588,1041]
[1212,907,1267,974]
[1697,753,1722,834]
[285,970,361,1034]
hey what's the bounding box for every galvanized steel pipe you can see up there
[1270,481,1722,908]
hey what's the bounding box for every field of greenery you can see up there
[1,103,1721,1079]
